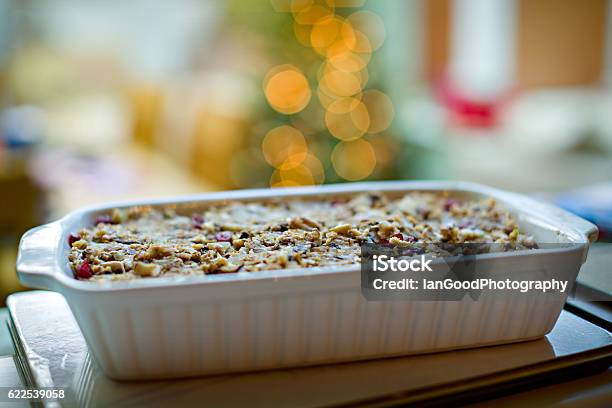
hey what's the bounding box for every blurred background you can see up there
[0,0,611,301]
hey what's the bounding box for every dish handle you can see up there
[16,222,64,290]
[503,192,599,244]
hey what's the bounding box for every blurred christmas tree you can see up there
[210,0,400,188]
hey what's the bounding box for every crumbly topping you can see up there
[68,192,537,281]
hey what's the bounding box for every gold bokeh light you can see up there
[310,15,344,54]
[319,69,362,98]
[326,37,371,72]
[294,4,334,25]
[325,98,369,140]
[264,65,311,114]
[346,11,386,51]
[262,125,308,169]
[361,89,394,133]
[318,92,361,114]
[331,139,376,180]
[270,153,324,187]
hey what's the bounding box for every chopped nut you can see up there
[232,238,246,249]
[273,251,289,267]
[305,230,321,245]
[324,231,339,245]
[219,263,241,273]
[207,242,231,253]
[133,262,160,277]
[192,235,207,244]
[377,221,396,239]
[508,228,519,241]
[330,224,362,238]
[460,228,485,241]
[220,223,243,232]
[288,216,321,230]
[102,261,125,274]
[145,245,172,259]
[111,208,126,224]
[330,224,351,234]
[72,239,88,250]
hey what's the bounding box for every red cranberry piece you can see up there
[191,214,204,227]
[215,231,232,242]
[95,215,114,225]
[77,261,93,279]
[68,234,81,246]
[378,238,389,245]
[443,198,459,211]
[392,233,405,240]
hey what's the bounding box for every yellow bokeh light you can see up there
[317,85,338,110]
[361,89,395,133]
[270,153,325,187]
[319,69,362,98]
[326,38,371,72]
[294,4,334,25]
[369,135,397,167]
[346,11,386,51]
[310,15,341,53]
[317,88,362,113]
[291,0,314,12]
[262,125,308,169]
[317,61,367,84]
[264,65,311,114]
[325,98,369,140]
[331,139,376,180]
[320,94,361,114]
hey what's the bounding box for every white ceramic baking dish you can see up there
[16,181,597,380]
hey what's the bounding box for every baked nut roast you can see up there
[68,192,537,281]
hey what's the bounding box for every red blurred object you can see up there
[436,76,516,129]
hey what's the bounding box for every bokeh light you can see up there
[319,68,362,97]
[264,65,311,114]
[361,89,394,133]
[325,98,369,140]
[317,61,368,87]
[326,37,371,72]
[310,15,341,53]
[369,135,397,167]
[318,94,360,114]
[331,139,376,180]
[262,125,308,169]
[270,153,324,186]
[346,10,386,51]
[293,4,334,25]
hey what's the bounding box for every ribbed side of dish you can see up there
[68,290,566,380]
